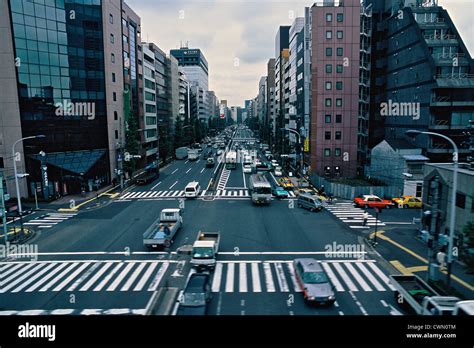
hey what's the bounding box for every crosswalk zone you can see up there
[119,189,296,200]
[0,259,395,295]
[324,202,386,229]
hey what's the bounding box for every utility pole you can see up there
[427,176,439,281]
[0,174,8,244]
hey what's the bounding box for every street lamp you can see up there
[12,135,45,216]
[281,128,303,175]
[405,130,458,286]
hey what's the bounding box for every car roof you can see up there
[362,195,381,199]
[294,258,323,272]
[185,273,209,291]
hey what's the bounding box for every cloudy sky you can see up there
[126,0,474,107]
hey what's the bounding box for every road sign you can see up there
[304,138,309,152]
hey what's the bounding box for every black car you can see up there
[176,272,212,316]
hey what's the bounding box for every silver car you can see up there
[294,258,336,305]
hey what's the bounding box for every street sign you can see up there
[304,138,309,152]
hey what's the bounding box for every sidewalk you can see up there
[369,227,474,299]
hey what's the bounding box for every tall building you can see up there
[367,0,474,164]
[274,26,290,155]
[266,59,276,145]
[168,54,180,134]
[310,0,360,178]
[0,0,125,197]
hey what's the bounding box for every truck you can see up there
[175,147,188,160]
[188,148,199,161]
[143,209,183,249]
[389,274,460,315]
[225,150,237,169]
[190,231,220,270]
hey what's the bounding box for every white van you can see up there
[185,181,201,198]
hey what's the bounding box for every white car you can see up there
[243,164,252,174]
[274,167,283,177]
[217,149,223,155]
[271,160,279,167]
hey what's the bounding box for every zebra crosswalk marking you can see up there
[251,262,261,292]
[274,262,289,292]
[11,263,57,293]
[286,261,302,292]
[52,262,91,292]
[321,262,344,292]
[332,263,358,292]
[121,263,146,292]
[263,262,276,292]
[25,263,69,292]
[239,263,248,293]
[344,263,372,291]
[79,262,113,292]
[0,263,44,293]
[133,262,158,292]
[212,263,223,292]
[147,262,169,291]
[93,263,124,292]
[106,262,135,292]
[225,263,235,293]
[355,262,385,291]
[39,263,80,292]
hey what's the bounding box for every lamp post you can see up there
[281,128,303,175]
[405,130,458,286]
[12,135,45,216]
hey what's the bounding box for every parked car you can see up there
[297,193,322,212]
[294,258,335,305]
[278,177,294,190]
[243,164,252,174]
[353,195,394,209]
[176,272,212,316]
[272,186,289,199]
[392,195,422,209]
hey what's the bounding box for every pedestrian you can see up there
[363,211,369,226]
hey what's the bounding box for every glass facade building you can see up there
[8,0,109,195]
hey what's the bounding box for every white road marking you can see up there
[200,168,205,173]
[25,263,69,292]
[147,262,169,291]
[106,262,135,291]
[344,263,372,291]
[0,263,45,293]
[67,262,102,292]
[212,263,223,292]
[11,263,57,293]
[171,169,178,174]
[133,262,159,291]
[169,181,178,190]
[121,263,146,292]
[333,263,358,292]
[286,262,302,292]
[39,263,80,292]
[274,262,289,292]
[239,263,247,292]
[150,181,161,190]
[52,262,91,292]
[321,262,344,292]
[186,168,191,174]
[251,262,261,292]
[355,263,386,291]
[263,262,275,292]
[225,263,235,292]
[366,262,396,290]
[92,263,124,292]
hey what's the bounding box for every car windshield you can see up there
[192,247,214,259]
[182,292,206,306]
[303,271,329,284]
[255,187,271,194]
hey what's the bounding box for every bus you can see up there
[248,174,272,204]
[136,162,159,185]
[225,151,237,169]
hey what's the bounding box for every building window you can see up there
[336,47,343,56]
[113,92,116,101]
[122,18,128,27]
[326,47,333,56]
[456,192,466,209]
[109,14,113,24]
[336,99,342,107]
[337,31,343,39]
[335,148,341,157]
[326,64,332,73]
[325,98,332,107]
[416,183,423,198]
[337,13,344,22]
[114,111,118,120]
[325,131,331,140]
[115,130,119,139]
[336,64,343,73]
[335,131,342,140]
[324,148,331,157]
[110,33,114,44]
[326,31,332,39]
[112,73,116,82]
[325,81,332,90]
[111,53,115,63]
[325,114,331,123]
[326,13,333,22]
[336,114,342,123]
[336,81,343,90]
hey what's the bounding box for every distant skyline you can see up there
[126,0,474,107]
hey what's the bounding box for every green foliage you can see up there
[124,112,140,175]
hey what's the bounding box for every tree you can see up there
[124,113,140,176]
[462,221,474,273]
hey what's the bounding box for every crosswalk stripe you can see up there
[263,262,275,292]
[93,263,124,292]
[149,191,161,198]
[0,263,46,293]
[0,263,38,286]
[121,263,147,292]
[332,263,358,291]
[148,262,169,291]
[171,190,180,197]
[225,263,235,292]
[239,190,244,196]
[135,192,147,198]
[127,192,140,199]
[239,263,247,293]
[343,263,372,291]
[217,190,222,196]
[355,263,386,291]
[212,263,223,292]
[133,262,159,291]
[52,262,91,292]
[11,263,57,293]
[366,262,396,291]
[321,262,344,292]
[0,263,25,280]
[39,263,80,292]
[142,192,153,198]
[286,262,302,292]
[25,263,69,292]
[79,262,113,292]
[251,262,261,292]
[107,263,135,291]
[274,262,289,292]
[222,190,227,197]
[67,262,102,292]
[120,192,133,199]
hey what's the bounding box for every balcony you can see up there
[424,34,458,45]
[418,18,448,28]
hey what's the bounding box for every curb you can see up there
[145,287,180,315]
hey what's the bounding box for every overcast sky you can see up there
[126,0,474,107]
